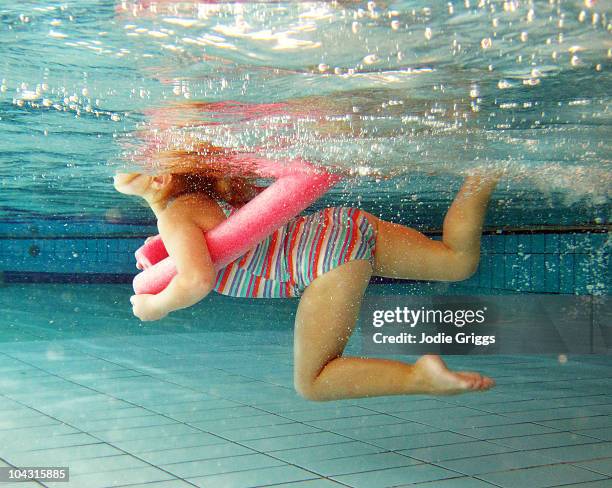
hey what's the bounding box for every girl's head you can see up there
[114,170,258,208]
[117,103,262,207]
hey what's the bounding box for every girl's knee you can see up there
[448,252,480,281]
[294,375,327,401]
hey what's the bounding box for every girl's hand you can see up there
[130,294,168,322]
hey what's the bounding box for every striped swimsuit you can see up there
[213,204,376,298]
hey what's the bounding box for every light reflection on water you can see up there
[0,1,609,223]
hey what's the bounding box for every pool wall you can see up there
[0,220,609,295]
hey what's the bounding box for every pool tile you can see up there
[332,422,439,442]
[575,457,612,476]
[371,431,475,450]
[305,414,406,431]
[71,414,177,433]
[576,426,612,442]
[118,481,194,488]
[142,442,255,465]
[530,442,612,463]
[455,422,557,440]
[296,452,421,477]
[2,432,100,452]
[6,443,124,467]
[163,453,283,478]
[68,454,154,476]
[267,479,347,488]
[47,466,175,488]
[93,423,201,442]
[489,432,602,450]
[110,432,224,454]
[538,415,612,431]
[272,405,373,422]
[401,441,513,462]
[331,463,457,488]
[189,412,294,432]
[241,432,350,452]
[392,406,486,423]
[478,463,605,488]
[218,422,321,442]
[189,464,317,488]
[272,441,383,464]
[407,477,498,487]
[436,451,558,475]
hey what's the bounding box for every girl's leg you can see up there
[294,260,494,401]
[369,174,500,281]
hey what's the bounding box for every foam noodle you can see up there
[132,158,340,295]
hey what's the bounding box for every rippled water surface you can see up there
[0,1,609,225]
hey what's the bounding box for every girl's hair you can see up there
[148,143,261,207]
[170,172,259,207]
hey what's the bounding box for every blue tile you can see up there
[560,234,576,253]
[121,481,194,488]
[531,254,546,292]
[516,255,533,292]
[544,234,561,254]
[272,441,383,465]
[505,235,518,253]
[504,255,519,289]
[492,255,505,289]
[242,432,350,452]
[296,452,420,477]
[575,426,612,442]
[479,463,605,488]
[402,441,512,463]
[481,235,493,254]
[532,234,546,253]
[63,466,175,488]
[492,236,505,253]
[408,478,500,487]
[189,465,317,487]
[575,254,593,294]
[333,422,439,442]
[560,254,575,293]
[163,453,282,478]
[530,442,612,462]
[544,254,560,293]
[518,234,531,254]
[455,423,557,440]
[332,464,457,488]
[437,451,558,476]
[140,443,255,466]
[479,254,492,289]
[575,233,593,253]
[575,458,612,476]
[270,480,347,488]
[370,431,473,450]
[489,432,600,450]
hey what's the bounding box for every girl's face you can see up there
[113,172,153,196]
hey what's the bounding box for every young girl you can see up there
[114,164,499,400]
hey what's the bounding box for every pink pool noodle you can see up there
[132,158,340,295]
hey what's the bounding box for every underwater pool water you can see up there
[0,1,611,487]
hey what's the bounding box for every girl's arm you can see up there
[130,203,218,321]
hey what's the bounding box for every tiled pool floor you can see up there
[0,285,611,488]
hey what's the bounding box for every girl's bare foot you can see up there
[413,355,495,395]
